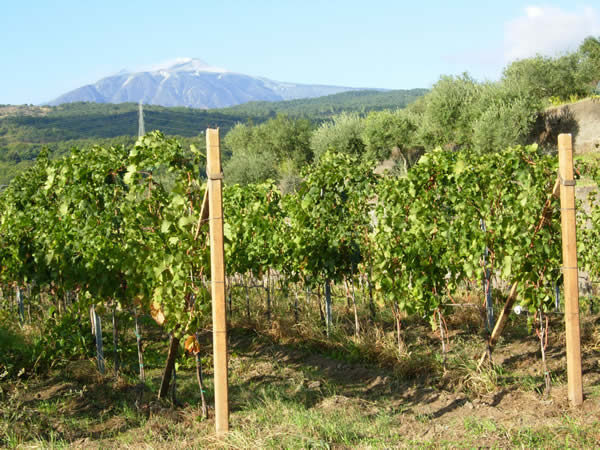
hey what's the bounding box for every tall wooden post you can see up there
[207,128,229,433]
[558,133,583,406]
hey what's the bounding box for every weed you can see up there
[415,412,433,423]
[37,399,61,415]
[463,416,498,435]
[1,429,21,449]
[510,427,548,447]
[453,355,503,396]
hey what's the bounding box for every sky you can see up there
[1,1,599,105]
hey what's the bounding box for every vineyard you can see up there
[2,129,600,447]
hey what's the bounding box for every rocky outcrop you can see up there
[539,98,600,154]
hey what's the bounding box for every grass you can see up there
[0,311,35,379]
[463,416,498,435]
[2,289,600,447]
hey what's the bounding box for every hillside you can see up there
[0,89,426,185]
[221,88,428,117]
[0,103,244,184]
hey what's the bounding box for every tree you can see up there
[418,73,482,150]
[578,36,600,88]
[362,109,419,170]
[223,150,278,185]
[223,115,312,186]
[502,53,591,100]
[471,83,542,152]
[310,112,366,160]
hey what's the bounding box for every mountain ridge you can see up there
[48,58,374,109]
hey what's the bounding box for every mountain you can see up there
[48,58,369,108]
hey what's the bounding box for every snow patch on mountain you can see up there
[145,57,227,74]
[47,58,365,108]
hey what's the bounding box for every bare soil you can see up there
[3,313,600,448]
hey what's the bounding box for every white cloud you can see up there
[504,5,600,62]
[525,6,544,18]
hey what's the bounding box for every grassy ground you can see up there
[2,292,600,448]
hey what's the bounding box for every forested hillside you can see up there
[0,89,427,184]
[220,88,428,117]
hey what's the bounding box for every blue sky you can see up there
[1,1,599,105]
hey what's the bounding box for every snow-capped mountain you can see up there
[48,58,363,108]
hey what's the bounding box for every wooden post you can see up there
[158,334,179,398]
[207,128,229,433]
[558,133,583,406]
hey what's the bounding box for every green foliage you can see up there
[0,149,52,286]
[224,182,284,278]
[0,90,428,186]
[362,109,419,164]
[578,164,600,285]
[0,306,92,378]
[416,74,542,153]
[0,134,205,186]
[31,309,93,373]
[471,83,542,152]
[3,38,599,351]
[413,36,598,155]
[418,73,482,150]
[580,36,600,65]
[224,151,377,289]
[223,149,279,185]
[0,102,238,185]
[285,152,376,283]
[578,36,600,89]
[373,144,560,321]
[117,133,210,334]
[502,52,594,101]
[0,102,243,141]
[251,114,313,165]
[223,115,312,186]
[310,112,366,161]
[0,132,211,339]
[0,312,33,378]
